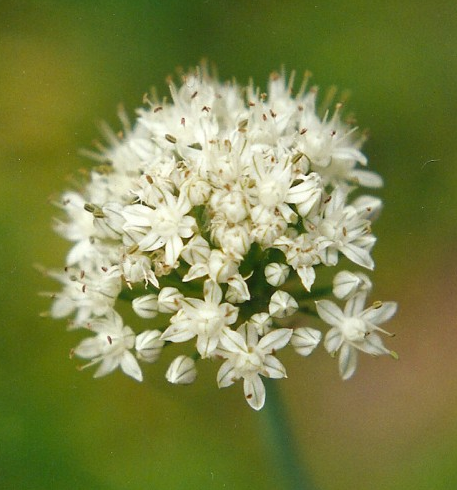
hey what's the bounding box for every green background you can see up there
[1,1,457,489]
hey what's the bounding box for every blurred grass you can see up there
[1,1,457,489]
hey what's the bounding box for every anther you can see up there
[165,134,177,144]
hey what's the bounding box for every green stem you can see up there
[261,378,317,490]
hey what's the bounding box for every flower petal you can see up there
[316,300,345,328]
[243,375,266,411]
[338,343,358,380]
[120,351,143,381]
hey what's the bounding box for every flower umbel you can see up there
[45,66,397,410]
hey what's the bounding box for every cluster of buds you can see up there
[45,67,397,410]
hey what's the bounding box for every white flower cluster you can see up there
[46,67,397,410]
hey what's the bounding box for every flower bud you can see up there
[264,262,290,286]
[135,330,165,363]
[268,290,298,318]
[247,313,273,336]
[166,355,197,384]
[332,270,372,300]
[208,250,238,283]
[291,327,322,356]
[157,287,183,313]
[132,294,158,318]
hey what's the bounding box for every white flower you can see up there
[74,310,142,381]
[161,280,239,358]
[122,190,196,265]
[47,66,397,407]
[217,324,292,410]
[316,294,397,379]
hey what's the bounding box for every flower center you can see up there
[341,317,366,342]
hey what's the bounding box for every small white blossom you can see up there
[74,310,142,381]
[161,280,239,358]
[316,294,397,379]
[217,324,292,410]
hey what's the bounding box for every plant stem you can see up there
[261,378,317,490]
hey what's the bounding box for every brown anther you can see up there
[101,266,108,272]
[181,117,185,126]
[80,270,85,279]
[82,284,86,293]
[238,119,248,131]
[324,196,332,204]
[248,101,256,107]
[165,134,177,144]
[246,393,253,399]
[298,105,304,111]
[191,91,198,99]
[342,227,347,237]
[300,128,308,135]
[145,174,153,184]
[269,109,277,118]
[107,336,113,345]
[153,106,163,113]
[201,106,210,112]
[330,130,336,136]
[262,113,267,121]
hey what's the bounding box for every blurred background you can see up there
[1,0,456,489]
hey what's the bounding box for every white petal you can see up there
[94,355,119,378]
[220,327,248,354]
[361,302,397,325]
[324,327,343,353]
[340,243,374,270]
[358,333,390,356]
[296,265,316,291]
[120,351,143,381]
[258,328,293,353]
[165,234,183,265]
[243,375,266,411]
[316,300,345,328]
[338,343,358,380]
[196,334,220,358]
[217,360,237,388]
[263,355,287,379]
[161,323,195,343]
[204,279,222,305]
